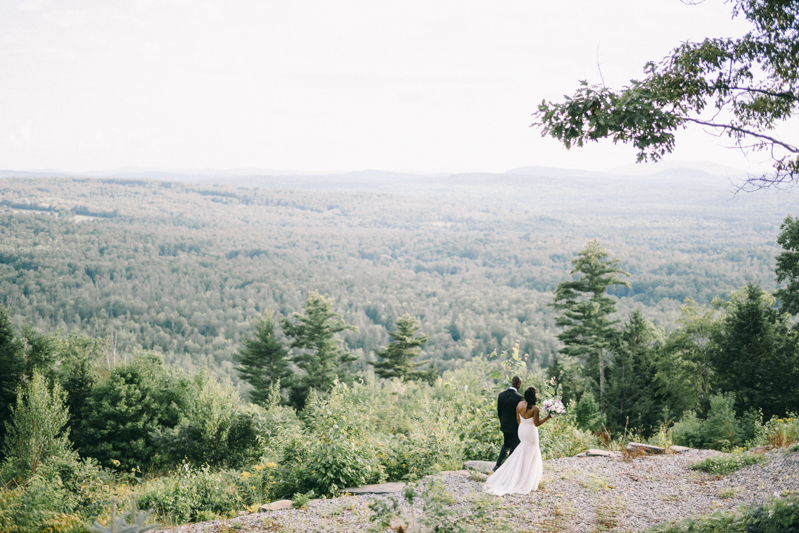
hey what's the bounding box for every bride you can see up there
[484,386,551,496]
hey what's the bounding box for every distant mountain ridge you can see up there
[0,163,749,186]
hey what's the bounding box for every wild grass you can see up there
[689,453,769,476]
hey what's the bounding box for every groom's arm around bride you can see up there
[492,375,523,472]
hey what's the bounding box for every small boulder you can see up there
[627,443,665,455]
[463,460,496,474]
[341,482,406,495]
[435,470,470,477]
[668,445,691,454]
[586,449,612,457]
[259,500,293,513]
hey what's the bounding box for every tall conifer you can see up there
[235,309,292,407]
[370,314,434,382]
[280,291,357,407]
[551,240,630,407]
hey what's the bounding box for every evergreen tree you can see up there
[552,240,630,406]
[370,314,434,382]
[280,291,358,408]
[709,283,799,419]
[77,354,186,469]
[655,299,718,418]
[605,311,661,435]
[3,371,71,480]
[0,306,24,462]
[56,333,104,445]
[776,215,799,316]
[235,309,292,407]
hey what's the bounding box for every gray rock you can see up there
[434,470,470,477]
[627,442,665,454]
[575,452,587,457]
[341,482,406,494]
[259,499,293,512]
[463,460,495,473]
[669,445,691,454]
[586,449,612,457]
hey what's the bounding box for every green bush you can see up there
[77,354,187,470]
[571,392,606,432]
[539,414,599,459]
[672,393,745,450]
[646,492,799,532]
[689,452,769,476]
[137,462,242,524]
[150,372,261,469]
[2,372,72,481]
[672,410,706,449]
[702,393,741,450]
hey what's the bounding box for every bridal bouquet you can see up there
[542,398,566,416]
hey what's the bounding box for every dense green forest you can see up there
[2,171,799,532]
[0,170,792,385]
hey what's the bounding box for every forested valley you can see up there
[0,169,790,380]
[1,169,799,531]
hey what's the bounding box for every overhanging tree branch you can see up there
[680,117,799,153]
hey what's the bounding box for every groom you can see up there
[493,375,523,472]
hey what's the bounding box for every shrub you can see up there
[2,372,71,481]
[702,393,741,450]
[646,492,799,532]
[762,414,799,448]
[137,463,242,524]
[689,452,769,476]
[571,392,606,432]
[539,414,599,459]
[151,372,261,469]
[77,354,187,470]
[671,411,706,449]
[672,393,745,450]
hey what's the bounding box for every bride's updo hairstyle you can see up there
[524,387,537,412]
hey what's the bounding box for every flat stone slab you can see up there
[627,442,665,454]
[435,470,470,477]
[341,482,406,494]
[574,452,587,458]
[259,500,293,512]
[669,445,691,454]
[464,460,495,473]
[586,449,613,457]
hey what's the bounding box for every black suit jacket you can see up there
[497,387,523,434]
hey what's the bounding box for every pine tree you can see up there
[280,291,358,407]
[776,215,799,316]
[552,240,630,407]
[235,309,292,407]
[3,371,72,480]
[0,306,24,462]
[370,314,434,382]
[605,311,661,435]
[709,283,799,419]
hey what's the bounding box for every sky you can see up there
[1,0,791,175]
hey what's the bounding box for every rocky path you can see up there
[166,448,799,533]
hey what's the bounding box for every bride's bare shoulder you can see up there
[516,401,535,418]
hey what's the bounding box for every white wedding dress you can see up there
[483,414,543,496]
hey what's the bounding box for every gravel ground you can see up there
[165,448,799,533]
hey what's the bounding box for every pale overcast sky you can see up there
[1,0,787,175]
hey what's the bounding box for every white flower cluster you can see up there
[542,398,566,416]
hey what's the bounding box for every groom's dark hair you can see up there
[511,376,522,388]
